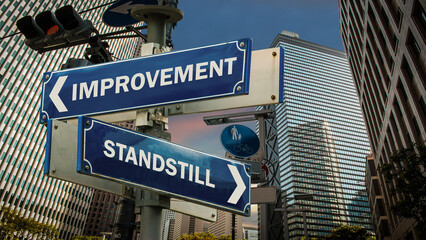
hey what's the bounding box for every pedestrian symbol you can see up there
[220,125,260,158]
[231,126,238,140]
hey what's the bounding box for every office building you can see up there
[0,1,141,239]
[170,211,244,239]
[262,31,374,239]
[162,210,177,240]
[171,213,208,239]
[243,226,258,240]
[83,190,120,237]
[339,0,425,239]
[208,210,243,240]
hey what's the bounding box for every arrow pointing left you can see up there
[227,164,247,204]
[49,76,68,113]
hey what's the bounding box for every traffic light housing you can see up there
[16,5,94,52]
[84,37,113,64]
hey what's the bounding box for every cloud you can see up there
[168,107,256,144]
[169,114,218,143]
[243,204,258,228]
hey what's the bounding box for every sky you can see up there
[164,0,345,228]
[172,0,344,52]
[168,0,344,154]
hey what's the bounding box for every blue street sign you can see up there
[103,0,158,27]
[221,124,260,158]
[76,116,251,215]
[40,39,252,123]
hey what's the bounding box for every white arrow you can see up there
[227,165,247,204]
[110,1,146,14]
[49,76,68,113]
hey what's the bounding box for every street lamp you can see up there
[275,193,314,240]
[203,109,274,126]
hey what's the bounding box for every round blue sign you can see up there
[220,124,260,158]
[103,0,158,27]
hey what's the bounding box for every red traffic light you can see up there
[46,25,60,35]
[35,11,64,36]
[16,5,94,52]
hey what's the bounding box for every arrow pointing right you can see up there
[227,164,247,204]
[49,76,68,113]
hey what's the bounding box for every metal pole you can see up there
[130,5,182,240]
[146,13,166,47]
[257,114,266,160]
[133,11,167,240]
[257,113,269,240]
[232,213,236,240]
[137,13,167,236]
[139,14,167,239]
[139,190,166,240]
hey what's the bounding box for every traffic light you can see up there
[84,37,113,64]
[16,5,94,52]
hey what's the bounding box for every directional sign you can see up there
[77,116,251,215]
[174,47,284,115]
[51,47,283,125]
[40,39,252,123]
[221,125,260,158]
[44,119,218,222]
[103,0,158,27]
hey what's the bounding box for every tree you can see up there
[177,232,233,240]
[0,206,59,239]
[71,236,103,240]
[217,235,232,240]
[325,224,375,240]
[0,207,15,239]
[178,232,217,240]
[380,143,426,235]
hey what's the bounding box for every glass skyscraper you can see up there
[0,1,140,239]
[263,31,374,239]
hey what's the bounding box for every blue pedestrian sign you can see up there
[221,124,260,158]
[40,39,252,123]
[76,116,251,215]
[103,0,158,27]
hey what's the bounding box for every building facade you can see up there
[171,213,209,240]
[83,190,120,237]
[162,210,177,240]
[263,31,374,239]
[208,210,243,240]
[0,1,140,239]
[243,227,258,240]
[339,0,425,239]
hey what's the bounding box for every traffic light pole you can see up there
[131,5,183,240]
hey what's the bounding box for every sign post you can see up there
[36,2,288,239]
[221,124,260,158]
[44,119,218,222]
[128,5,183,239]
[39,38,252,123]
[76,116,251,215]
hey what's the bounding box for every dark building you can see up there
[83,121,137,238]
[339,0,425,239]
[83,191,120,238]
